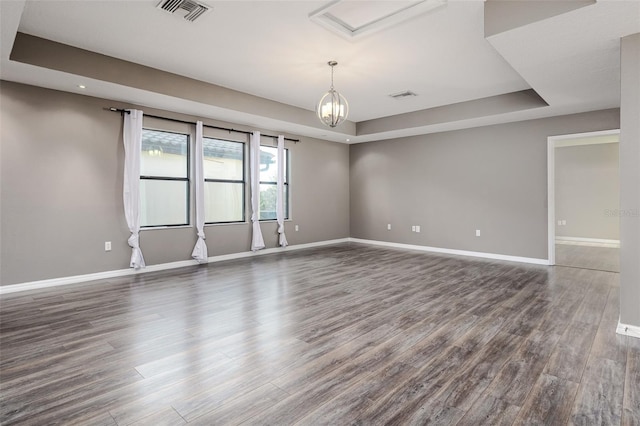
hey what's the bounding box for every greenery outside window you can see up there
[259,146,289,220]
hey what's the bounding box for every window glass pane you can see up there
[204,182,243,223]
[259,183,288,220]
[140,180,188,227]
[141,129,188,178]
[203,138,244,180]
[259,146,278,183]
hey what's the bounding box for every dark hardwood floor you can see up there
[556,243,620,273]
[1,243,638,425]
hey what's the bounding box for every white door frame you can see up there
[547,129,621,265]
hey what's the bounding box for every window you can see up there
[140,129,189,227]
[259,146,289,220]
[203,138,245,223]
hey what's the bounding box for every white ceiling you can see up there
[1,0,639,143]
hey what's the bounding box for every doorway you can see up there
[547,130,620,272]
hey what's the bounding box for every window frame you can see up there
[140,128,191,228]
[202,137,246,225]
[259,145,289,222]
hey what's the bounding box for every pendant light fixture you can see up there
[317,61,349,128]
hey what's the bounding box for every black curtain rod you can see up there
[107,108,300,143]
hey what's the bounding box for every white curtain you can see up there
[123,109,145,269]
[191,121,208,263]
[250,131,265,251]
[276,135,289,247]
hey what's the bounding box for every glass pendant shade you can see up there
[317,88,349,128]
[317,61,349,128]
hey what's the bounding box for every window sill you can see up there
[140,225,193,231]
[204,219,292,227]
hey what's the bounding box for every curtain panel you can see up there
[191,121,208,263]
[276,135,289,247]
[250,131,265,251]
[122,109,145,269]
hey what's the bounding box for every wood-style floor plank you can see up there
[570,356,626,425]
[556,243,619,273]
[0,243,636,425]
[624,338,640,426]
[456,394,520,426]
[485,329,563,406]
[544,321,598,383]
[514,373,579,425]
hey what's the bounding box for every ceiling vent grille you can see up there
[157,0,210,22]
[389,90,418,99]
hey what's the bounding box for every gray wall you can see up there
[619,33,640,328]
[555,143,619,240]
[0,81,350,286]
[350,109,620,260]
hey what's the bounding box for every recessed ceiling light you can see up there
[346,138,351,142]
[78,84,86,89]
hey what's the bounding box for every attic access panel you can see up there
[310,0,446,40]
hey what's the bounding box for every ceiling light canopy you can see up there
[317,61,349,128]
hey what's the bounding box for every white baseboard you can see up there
[555,236,620,248]
[0,238,349,295]
[617,321,640,340]
[348,238,550,265]
[0,237,554,294]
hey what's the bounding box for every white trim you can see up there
[348,238,549,265]
[547,129,621,267]
[0,259,199,295]
[554,136,619,148]
[548,136,556,266]
[309,0,446,40]
[555,236,620,248]
[617,321,640,339]
[549,129,621,142]
[206,238,348,262]
[0,238,349,295]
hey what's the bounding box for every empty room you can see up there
[1,0,639,424]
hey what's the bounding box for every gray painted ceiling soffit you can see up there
[357,89,548,136]
[3,0,635,144]
[8,31,549,142]
[9,32,357,137]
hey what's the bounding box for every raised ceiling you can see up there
[1,0,639,143]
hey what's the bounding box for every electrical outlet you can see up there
[387,224,391,230]
[415,225,420,233]
[295,225,299,232]
[105,241,111,251]
[561,220,567,226]
[475,230,481,237]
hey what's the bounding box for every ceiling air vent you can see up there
[389,90,418,100]
[157,0,211,22]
